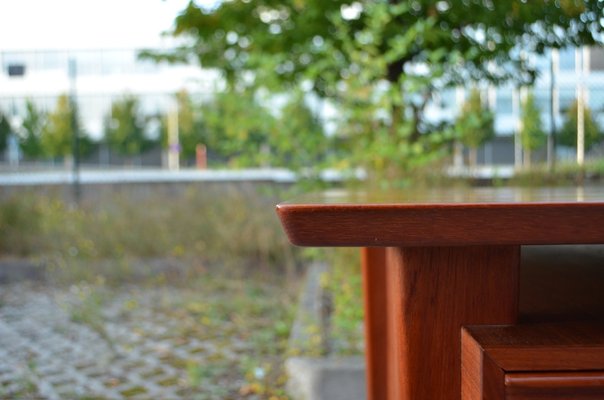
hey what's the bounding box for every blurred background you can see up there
[0,1,603,399]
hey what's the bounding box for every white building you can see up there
[1,46,603,166]
[425,46,604,165]
[0,48,219,140]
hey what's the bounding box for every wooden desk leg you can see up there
[362,247,389,400]
[382,246,519,400]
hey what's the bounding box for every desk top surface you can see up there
[276,186,604,247]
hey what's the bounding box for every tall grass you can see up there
[507,160,604,186]
[0,184,300,284]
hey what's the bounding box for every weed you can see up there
[66,279,115,351]
[0,184,304,286]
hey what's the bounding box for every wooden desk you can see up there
[276,187,604,400]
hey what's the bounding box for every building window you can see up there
[496,89,513,115]
[559,48,575,71]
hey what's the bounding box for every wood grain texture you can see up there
[275,191,604,400]
[463,329,508,400]
[462,328,484,400]
[465,322,604,371]
[276,203,604,247]
[386,247,404,400]
[462,329,508,400]
[463,323,604,400]
[361,247,389,400]
[388,245,519,400]
[484,354,506,400]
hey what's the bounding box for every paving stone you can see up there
[0,282,282,398]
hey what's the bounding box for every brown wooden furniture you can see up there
[276,187,604,400]
[462,323,604,400]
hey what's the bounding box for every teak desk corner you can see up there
[276,187,604,400]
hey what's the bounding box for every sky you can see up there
[0,0,218,51]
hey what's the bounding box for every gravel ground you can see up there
[0,278,293,400]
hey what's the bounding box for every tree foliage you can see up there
[454,88,494,167]
[41,95,76,159]
[520,92,546,151]
[559,100,602,151]
[0,109,11,154]
[199,89,330,169]
[20,100,45,158]
[200,89,275,167]
[270,92,328,172]
[40,94,95,160]
[520,91,546,166]
[146,0,603,180]
[153,0,603,90]
[104,96,152,156]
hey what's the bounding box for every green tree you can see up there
[271,92,328,173]
[520,92,546,168]
[151,0,602,92]
[145,0,603,182]
[200,89,275,167]
[39,95,93,163]
[104,95,152,157]
[0,110,11,154]
[41,94,76,160]
[20,100,45,159]
[455,88,494,167]
[559,100,602,152]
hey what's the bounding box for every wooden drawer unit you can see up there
[462,323,604,400]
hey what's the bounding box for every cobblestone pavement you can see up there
[0,282,289,399]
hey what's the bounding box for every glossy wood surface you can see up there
[276,187,604,246]
[462,323,604,400]
[506,371,604,388]
[361,248,388,400]
[505,372,604,400]
[275,188,604,400]
[387,245,519,399]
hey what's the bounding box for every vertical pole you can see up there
[453,87,465,169]
[513,87,522,171]
[576,47,585,166]
[196,144,207,169]
[167,107,180,170]
[486,84,495,166]
[548,48,559,170]
[69,58,81,203]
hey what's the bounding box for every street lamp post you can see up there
[68,58,81,203]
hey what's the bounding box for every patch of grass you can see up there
[322,248,364,355]
[509,160,604,186]
[155,270,298,397]
[292,249,365,357]
[0,184,302,285]
[0,195,44,256]
[157,376,180,387]
[66,279,115,350]
[120,386,147,397]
